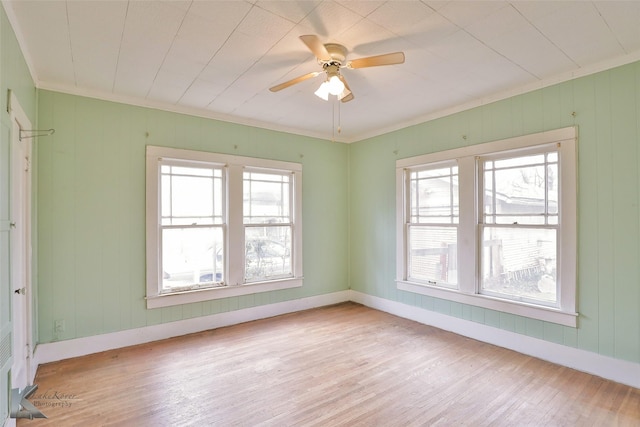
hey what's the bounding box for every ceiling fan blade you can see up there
[299,35,332,61]
[338,75,354,103]
[269,72,321,92]
[347,52,405,69]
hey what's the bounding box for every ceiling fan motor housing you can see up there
[323,43,347,65]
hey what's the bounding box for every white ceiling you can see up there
[5,1,640,142]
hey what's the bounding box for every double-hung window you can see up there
[159,160,225,293]
[397,127,577,326]
[406,162,459,288]
[146,146,303,309]
[243,169,294,283]
[479,149,559,306]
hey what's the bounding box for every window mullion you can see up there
[458,156,477,294]
[227,164,244,286]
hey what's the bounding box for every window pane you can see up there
[480,226,557,305]
[171,176,213,217]
[494,154,544,169]
[161,175,171,218]
[548,163,558,214]
[493,165,546,215]
[483,171,493,215]
[408,225,457,286]
[170,166,214,177]
[214,180,223,218]
[244,171,291,224]
[245,226,292,282]
[162,227,224,291]
[409,165,458,224]
[161,164,223,225]
[484,151,558,225]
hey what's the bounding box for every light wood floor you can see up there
[19,302,640,426]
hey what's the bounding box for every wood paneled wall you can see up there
[36,92,349,343]
[350,61,640,364]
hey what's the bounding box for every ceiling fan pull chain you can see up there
[338,100,342,135]
[332,100,335,142]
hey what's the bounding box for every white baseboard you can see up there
[349,290,640,389]
[33,291,351,367]
[31,289,639,390]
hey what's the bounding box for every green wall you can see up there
[36,91,349,343]
[349,61,640,364]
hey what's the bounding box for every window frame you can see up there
[146,146,303,309]
[396,127,577,327]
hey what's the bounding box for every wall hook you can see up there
[19,128,55,141]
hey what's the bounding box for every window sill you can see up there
[397,280,577,327]
[146,277,303,309]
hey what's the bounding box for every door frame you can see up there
[8,90,34,389]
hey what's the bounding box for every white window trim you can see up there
[146,146,303,309]
[396,127,578,327]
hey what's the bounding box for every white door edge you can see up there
[8,90,34,389]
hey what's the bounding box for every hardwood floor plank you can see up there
[18,303,640,426]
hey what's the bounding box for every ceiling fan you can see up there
[269,35,405,103]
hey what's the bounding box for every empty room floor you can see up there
[18,302,640,426]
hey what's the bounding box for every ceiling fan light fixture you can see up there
[314,81,330,100]
[327,75,345,95]
[338,88,351,101]
[315,65,345,101]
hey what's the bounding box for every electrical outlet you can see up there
[54,319,65,333]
